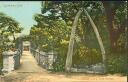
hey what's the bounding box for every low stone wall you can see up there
[30,48,57,70]
[71,63,104,74]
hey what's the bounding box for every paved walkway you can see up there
[1,51,127,82]
[16,51,46,73]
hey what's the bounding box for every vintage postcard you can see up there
[0,1,127,82]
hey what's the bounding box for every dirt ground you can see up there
[0,51,127,82]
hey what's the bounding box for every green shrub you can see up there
[73,45,102,66]
[52,45,67,72]
[52,44,103,72]
[107,53,127,74]
[52,56,65,72]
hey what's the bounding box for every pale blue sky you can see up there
[0,1,41,35]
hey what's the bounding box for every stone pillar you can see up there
[13,50,20,69]
[47,51,57,70]
[2,50,15,73]
[35,49,39,64]
[40,51,47,68]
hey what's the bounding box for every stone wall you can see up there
[71,63,104,74]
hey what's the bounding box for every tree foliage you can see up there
[30,1,127,73]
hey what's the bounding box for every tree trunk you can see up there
[125,13,128,51]
[65,9,82,72]
[102,2,117,51]
[84,9,107,73]
[102,2,125,52]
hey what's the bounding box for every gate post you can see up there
[2,50,15,73]
[47,51,57,70]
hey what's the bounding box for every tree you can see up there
[32,1,107,72]
[31,1,127,73]
[102,1,127,52]
[0,12,23,42]
[0,12,23,50]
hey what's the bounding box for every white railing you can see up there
[30,48,57,70]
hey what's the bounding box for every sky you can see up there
[0,1,41,35]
